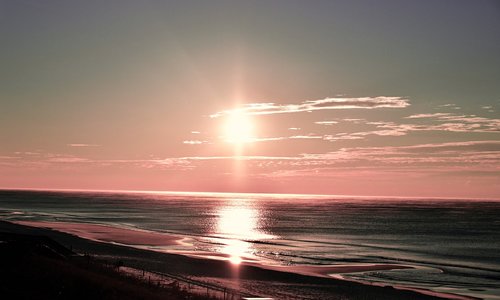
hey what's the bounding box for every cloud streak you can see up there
[403,113,500,132]
[183,140,208,145]
[210,96,410,118]
[3,140,498,190]
[316,113,500,142]
[405,113,452,119]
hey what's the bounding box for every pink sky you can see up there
[1,2,499,198]
[2,100,499,198]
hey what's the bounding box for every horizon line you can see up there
[0,187,498,201]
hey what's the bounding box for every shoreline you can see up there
[2,219,457,299]
[13,220,416,277]
[15,220,183,247]
[329,274,479,300]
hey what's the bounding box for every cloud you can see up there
[167,141,500,176]
[342,118,366,123]
[183,140,207,145]
[210,96,410,118]
[179,155,301,161]
[324,134,364,141]
[46,140,500,165]
[403,113,500,132]
[316,119,366,125]
[438,103,461,110]
[214,134,330,143]
[289,135,323,139]
[1,151,196,171]
[315,121,338,125]
[405,113,452,119]
[48,157,91,163]
[395,140,500,150]
[298,141,500,167]
[237,135,328,142]
[208,110,500,145]
[5,140,498,184]
[14,151,41,155]
[325,114,500,142]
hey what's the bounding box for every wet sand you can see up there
[0,220,450,299]
[15,220,181,246]
[258,263,414,277]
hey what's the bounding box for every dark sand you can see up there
[0,231,211,300]
[0,220,454,299]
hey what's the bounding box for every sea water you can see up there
[0,189,499,299]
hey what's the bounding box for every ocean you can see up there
[0,189,499,299]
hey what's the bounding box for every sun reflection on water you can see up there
[215,200,272,264]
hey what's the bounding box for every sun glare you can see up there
[223,112,254,144]
[216,201,273,265]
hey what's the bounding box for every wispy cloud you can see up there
[317,113,500,142]
[179,155,301,161]
[177,140,500,163]
[324,134,364,141]
[405,113,452,119]
[48,157,90,163]
[391,140,500,149]
[183,140,208,145]
[216,135,325,143]
[4,141,498,184]
[248,137,288,142]
[314,121,338,125]
[483,106,495,113]
[2,153,195,171]
[14,151,41,155]
[289,135,323,139]
[210,96,410,118]
[438,103,461,110]
[342,118,366,123]
[315,118,365,125]
[0,156,21,160]
[293,141,500,170]
[209,111,500,145]
[173,141,500,176]
[403,113,500,132]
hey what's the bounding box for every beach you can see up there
[0,219,454,299]
[1,190,499,299]
[3,1,499,298]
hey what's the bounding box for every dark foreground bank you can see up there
[0,231,215,300]
[0,220,447,299]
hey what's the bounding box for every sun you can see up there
[222,112,255,144]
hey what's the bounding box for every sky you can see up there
[1,0,499,198]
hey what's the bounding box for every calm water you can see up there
[1,190,499,299]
